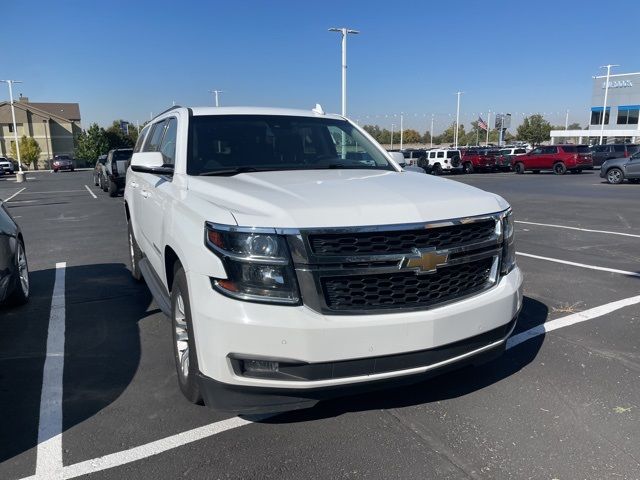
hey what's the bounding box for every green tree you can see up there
[74,123,110,165]
[363,124,382,142]
[402,129,422,144]
[517,114,552,147]
[105,120,138,150]
[10,135,41,168]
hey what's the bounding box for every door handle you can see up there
[130,181,138,188]
[141,190,150,198]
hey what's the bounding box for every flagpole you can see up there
[486,111,491,146]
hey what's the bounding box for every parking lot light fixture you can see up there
[1,79,24,174]
[390,123,395,149]
[430,114,434,148]
[209,90,224,107]
[598,64,619,145]
[454,91,464,148]
[328,27,359,117]
[400,113,404,150]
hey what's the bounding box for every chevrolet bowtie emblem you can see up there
[402,249,449,273]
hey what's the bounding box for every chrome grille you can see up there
[309,220,495,256]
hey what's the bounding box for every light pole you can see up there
[400,113,404,150]
[43,119,50,170]
[565,109,569,130]
[486,110,491,146]
[209,90,223,107]
[1,80,25,180]
[454,91,463,148]
[390,123,395,149]
[328,27,359,117]
[599,64,619,145]
[430,114,434,148]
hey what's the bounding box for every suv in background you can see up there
[0,157,14,174]
[461,149,499,173]
[103,148,133,196]
[423,149,462,175]
[124,106,521,413]
[52,155,74,172]
[495,147,527,171]
[513,145,593,175]
[590,144,640,167]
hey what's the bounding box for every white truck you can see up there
[124,106,523,413]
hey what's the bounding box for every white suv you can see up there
[125,106,523,413]
[424,149,463,175]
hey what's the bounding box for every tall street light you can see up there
[328,27,359,117]
[1,79,24,179]
[598,64,619,145]
[390,123,395,149]
[399,113,404,150]
[454,91,464,148]
[209,90,224,107]
[430,114,434,148]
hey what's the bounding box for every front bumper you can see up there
[187,266,523,412]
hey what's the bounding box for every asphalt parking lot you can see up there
[1,169,638,480]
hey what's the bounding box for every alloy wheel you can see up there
[607,169,623,184]
[17,243,29,297]
[174,293,190,378]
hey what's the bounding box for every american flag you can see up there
[477,116,488,131]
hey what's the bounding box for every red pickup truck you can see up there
[512,145,593,175]
[460,149,498,174]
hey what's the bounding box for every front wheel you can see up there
[6,240,29,305]
[432,163,443,176]
[128,223,143,282]
[463,162,473,174]
[606,167,624,184]
[514,162,525,174]
[553,162,567,175]
[171,267,204,405]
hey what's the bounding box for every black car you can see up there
[93,154,107,189]
[590,144,640,167]
[0,200,29,306]
[103,148,133,197]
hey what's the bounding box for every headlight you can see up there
[501,210,516,275]
[205,224,300,304]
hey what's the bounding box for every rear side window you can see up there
[627,145,640,154]
[562,146,576,153]
[576,146,590,153]
[134,125,151,153]
[113,150,133,161]
[159,118,178,165]
[613,145,625,153]
[143,120,167,152]
[437,151,444,158]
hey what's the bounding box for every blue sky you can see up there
[3,0,639,133]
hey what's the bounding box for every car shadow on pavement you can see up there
[262,296,548,424]
[0,263,152,467]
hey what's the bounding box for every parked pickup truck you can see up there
[124,106,523,413]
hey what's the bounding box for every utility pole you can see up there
[1,79,25,181]
[599,64,619,145]
[328,27,359,117]
[455,91,464,148]
[209,90,223,107]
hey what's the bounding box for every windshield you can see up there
[187,115,393,175]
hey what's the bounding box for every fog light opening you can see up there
[242,359,280,374]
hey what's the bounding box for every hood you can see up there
[187,169,509,228]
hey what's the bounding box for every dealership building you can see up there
[550,71,640,144]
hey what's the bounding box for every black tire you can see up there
[171,266,204,405]
[606,167,624,184]
[514,162,525,174]
[101,176,108,192]
[108,179,118,197]
[94,175,99,187]
[432,163,443,176]
[553,162,567,175]
[127,223,143,282]
[5,240,29,306]
[463,162,473,174]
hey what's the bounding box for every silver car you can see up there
[600,152,640,184]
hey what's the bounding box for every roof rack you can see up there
[153,104,182,119]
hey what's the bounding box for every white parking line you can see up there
[516,252,640,278]
[3,187,26,202]
[515,220,640,239]
[84,185,97,199]
[507,294,640,350]
[35,262,66,480]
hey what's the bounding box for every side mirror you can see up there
[130,152,174,175]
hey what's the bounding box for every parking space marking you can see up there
[18,190,86,195]
[516,252,640,278]
[516,220,640,239]
[507,294,640,350]
[3,187,26,202]
[35,262,66,480]
[83,185,97,199]
[60,416,261,479]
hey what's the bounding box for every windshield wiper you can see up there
[198,167,277,176]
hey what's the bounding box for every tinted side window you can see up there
[613,145,625,153]
[159,118,178,165]
[143,121,167,152]
[515,149,526,154]
[437,151,444,158]
[134,125,151,153]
